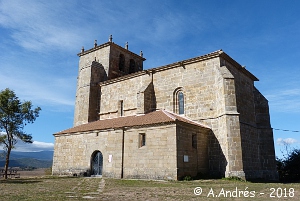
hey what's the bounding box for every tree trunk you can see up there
[4,147,11,180]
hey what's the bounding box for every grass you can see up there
[0,176,101,200]
[0,176,299,200]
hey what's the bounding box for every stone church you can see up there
[52,36,278,180]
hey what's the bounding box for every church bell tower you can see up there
[73,35,146,126]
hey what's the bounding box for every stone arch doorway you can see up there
[91,151,103,176]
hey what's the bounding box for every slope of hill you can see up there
[10,150,53,160]
[0,158,52,168]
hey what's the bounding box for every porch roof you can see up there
[55,110,210,135]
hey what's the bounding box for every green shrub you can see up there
[183,175,192,181]
[277,149,300,182]
[222,176,245,182]
[44,167,52,175]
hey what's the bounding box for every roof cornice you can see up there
[147,50,222,74]
[98,49,258,86]
[219,51,259,81]
[77,42,146,61]
[99,50,222,86]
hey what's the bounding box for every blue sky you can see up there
[0,0,299,157]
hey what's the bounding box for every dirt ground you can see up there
[1,168,47,179]
[18,168,47,177]
[0,175,299,201]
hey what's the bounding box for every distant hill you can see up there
[0,158,52,168]
[0,150,53,168]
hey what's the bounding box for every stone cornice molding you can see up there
[77,42,146,61]
[98,49,258,86]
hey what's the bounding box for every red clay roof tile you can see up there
[55,110,210,135]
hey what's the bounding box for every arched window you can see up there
[173,88,184,115]
[119,54,125,72]
[178,91,184,114]
[129,59,135,74]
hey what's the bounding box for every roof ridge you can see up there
[163,110,211,129]
[161,110,176,121]
[100,113,139,120]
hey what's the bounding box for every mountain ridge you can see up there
[0,150,53,160]
[0,150,53,168]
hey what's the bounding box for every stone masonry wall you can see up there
[73,65,92,126]
[221,57,277,180]
[123,124,177,180]
[73,45,111,127]
[99,74,152,119]
[254,88,278,180]
[152,58,223,119]
[100,57,226,121]
[176,123,209,179]
[74,43,144,126]
[52,129,123,177]
[108,44,144,79]
[137,81,156,114]
[71,45,276,180]
[98,57,245,178]
[205,65,232,177]
[53,124,179,180]
[222,58,264,178]
[78,45,111,79]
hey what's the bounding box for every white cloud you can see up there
[0,0,84,52]
[266,88,300,113]
[0,1,198,110]
[0,0,204,55]
[0,66,75,108]
[276,138,298,146]
[8,141,54,152]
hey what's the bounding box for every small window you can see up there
[184,155,189,162]
[192,134,197,149]
[118,100,124,116]
[139,133,146,147]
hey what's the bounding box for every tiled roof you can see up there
[55,110,210,135]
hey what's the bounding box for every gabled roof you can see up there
[55,110,210,135]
